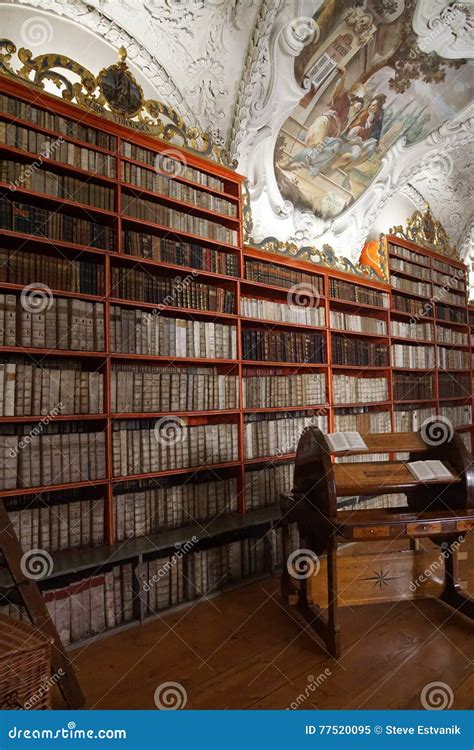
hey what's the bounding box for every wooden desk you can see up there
[281,426,474,657]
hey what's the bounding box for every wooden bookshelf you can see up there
[0,75,472,646]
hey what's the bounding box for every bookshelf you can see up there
[0,72,471,646]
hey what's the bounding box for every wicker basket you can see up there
[0,613,52,710]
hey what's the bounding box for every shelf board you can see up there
[240,316,327,331]
[110,297,237,320]
[0,507,281,586]
[112,460,241,483]
[112,252,240,282]
[121,214,238,252]
[0,478,108,499]
[122,182,240,226]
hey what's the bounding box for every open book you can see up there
[326,431,368,454]
[407,460,454,482]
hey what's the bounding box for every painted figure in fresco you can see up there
[288,74,386,179]
[287,71,367,177]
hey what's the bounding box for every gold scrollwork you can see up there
[0,39,235,169]
[242,180,388,282]
[390,202,459,260]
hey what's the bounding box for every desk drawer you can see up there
[353,526,391,540]
[406,521,452,536]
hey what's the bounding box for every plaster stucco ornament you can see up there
[413,0,474,58]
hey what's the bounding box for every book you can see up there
[326,431,368,454]
[407,460,454,482]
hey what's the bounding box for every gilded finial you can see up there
[118,46,127,63]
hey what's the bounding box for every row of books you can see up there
[393,406,436,432]
[391,343,435,369]
[392,294,426,316]
[330,310,387,335]
[437,347,470,370]
[240,297,325,326]
[432,257,465,278]
[110,308,237,358]
[342,493,407,511]
[440,404,472,427]
[243,259,324,294]
[43,564,134,645]
[434,286,466,306]
[121,141,224,192]
[243,412,328,459]
[0,360,103,416]
[245,463,294,510]
[0,246,104,295]
[390,320,433,341]
[431,267,464,290]
[0,426,106,490]
[0,197,116,249]
[391,275,431,298]
[436,304,466,324]
[436,326,469,346]
[0,122,117,177]
[111,367,238,413]
[242,372,326,409]
[111,421,239,476]
[329,278,389,308]
[7,495,105,553]
[0,94,116,151]
[393,373,434,401]
[389,256,431,280]
[0,294,105,351]
[122,194,238,246]
[439,372,470,399]
[332,336,389,367]
[333,409,391,434]
[122,163,237,217]
[388,242,428,267]
[1,161,114,211]
[242,329,325,363]
[111,266,235,312]
[113,476,238,540]
[138,538,266,616]
[123,230,239,276]
[336,451,389,466]
[332,374,388,404]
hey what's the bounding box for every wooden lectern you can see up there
[281,427,474,657]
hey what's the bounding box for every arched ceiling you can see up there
[2,0,474,266]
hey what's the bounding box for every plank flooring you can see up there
[65,537,473,710]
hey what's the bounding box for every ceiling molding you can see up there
[5,0,200,128]
[413,0,474,59]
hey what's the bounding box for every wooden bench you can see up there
[280,427,474,657]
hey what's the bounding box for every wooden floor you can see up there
[66,540,474,710]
